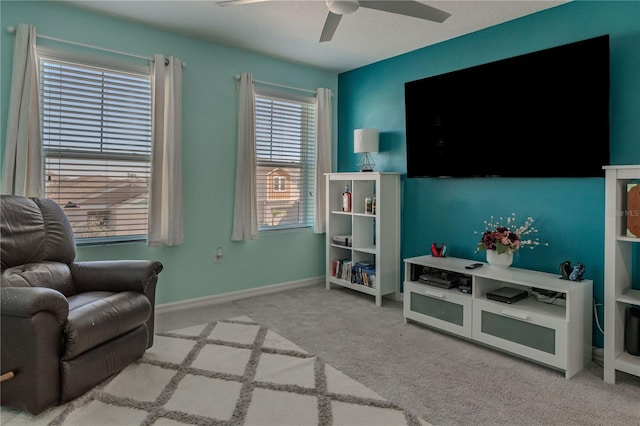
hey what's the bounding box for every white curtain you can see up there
[2,23,42,197]
[314,88,332,233]
[148,54,184,247]
[231,73,258,241]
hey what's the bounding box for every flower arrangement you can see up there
[476,213,547,254]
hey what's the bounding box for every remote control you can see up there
[465,263,483,270]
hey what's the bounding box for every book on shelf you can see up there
[333,259,352,281]
[331,260,340,277]
[628,183,640,237]
[351,262,376,288]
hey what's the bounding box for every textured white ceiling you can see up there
[61,0,569,72]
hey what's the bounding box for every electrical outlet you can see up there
[215,247,224,263]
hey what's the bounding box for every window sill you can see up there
[76,236,146,247]
[258,226,313,235]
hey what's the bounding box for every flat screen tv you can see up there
[404,35,610,178]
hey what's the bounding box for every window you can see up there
[86,210,111,237]
[255,88,316,231]
[37,48,152,244]
[273,175,286,192]
[267,169,291,201]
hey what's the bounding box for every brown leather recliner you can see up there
[0,195,163,415]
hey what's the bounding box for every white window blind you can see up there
[38,49,152,243]
[255,89,316,231]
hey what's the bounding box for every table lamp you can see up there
[354,128,379,172]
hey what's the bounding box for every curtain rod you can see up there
[6,26,186,67]
[235,74,318,95]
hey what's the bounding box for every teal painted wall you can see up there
[337,1,640,347]
[1,1,338,305]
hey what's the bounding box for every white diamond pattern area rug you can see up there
[1,316,428,426]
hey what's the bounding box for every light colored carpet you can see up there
[155,284,640,425]
[0,315,427,426]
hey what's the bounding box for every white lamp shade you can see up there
[354,129,379,153]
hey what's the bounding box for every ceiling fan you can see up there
[216,0,451,42]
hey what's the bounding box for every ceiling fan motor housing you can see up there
[326,0,360,15]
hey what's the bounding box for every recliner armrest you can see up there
[1,287,67,414]
[0,287,69,324]
[71,260,163,294]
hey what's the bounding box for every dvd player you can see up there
[419,274,459,289]
[419,279,458,289]
[486,287,528,304]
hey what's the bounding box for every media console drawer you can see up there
[403,255,592,379]
[472,299,568,370]
[404,281,472,338]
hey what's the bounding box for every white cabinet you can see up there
[404,256,592,378]
[603,165,640,383]
[325,172,400,306]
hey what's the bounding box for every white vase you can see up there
[486,250,513,268]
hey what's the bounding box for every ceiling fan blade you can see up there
[320,11,343,42]
[359,1,451,23]
[216,0,271,6]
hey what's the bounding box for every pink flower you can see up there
[476,214,546,253]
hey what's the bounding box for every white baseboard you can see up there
[156,276,324,314]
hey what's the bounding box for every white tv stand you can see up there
[403,256,592,378]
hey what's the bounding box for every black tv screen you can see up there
[404,35,610,178]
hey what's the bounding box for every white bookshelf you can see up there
[325,172,400,306]
[603,165,640,383]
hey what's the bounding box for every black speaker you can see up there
[625,306,640,356]
[410,264,423,281]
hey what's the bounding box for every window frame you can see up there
[37,46,153,246]
[254,86,317,232]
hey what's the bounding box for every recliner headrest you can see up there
[1,195,76,270]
